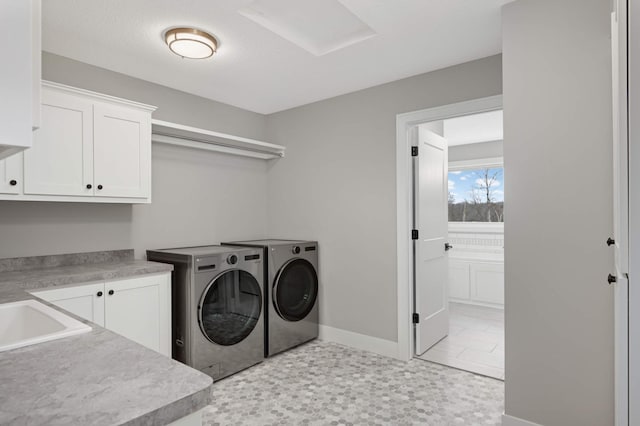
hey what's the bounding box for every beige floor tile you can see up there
[417,302,505,380]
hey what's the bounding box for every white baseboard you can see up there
[318,324,399,359]
[502,413,543,426]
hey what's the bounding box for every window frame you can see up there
[448,156,504,231]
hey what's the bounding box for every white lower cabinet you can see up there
[30,273,171,356]
[471,262,504,305]
[449,259,471,300]
[30,281,105,326]
[448,259,504,307]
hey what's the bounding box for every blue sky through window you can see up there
[448,167,504,204]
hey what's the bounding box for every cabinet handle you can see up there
[86,184,92,189]
[96,291,103,297]
[9,180,17,186]
[108,289,114,295]
[97,185,103,190]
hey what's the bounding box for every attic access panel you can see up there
[238,0,377,56]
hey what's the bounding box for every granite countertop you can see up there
[0,250,213,426]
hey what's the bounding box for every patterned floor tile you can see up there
[203,340,503,426]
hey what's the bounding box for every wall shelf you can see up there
[151,119,285,160]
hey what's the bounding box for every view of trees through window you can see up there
[448,167,504,222]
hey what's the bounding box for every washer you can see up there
[222,239,318,357]
[146,245,264,380]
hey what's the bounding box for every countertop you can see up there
[0,250,213,426]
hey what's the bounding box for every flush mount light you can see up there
[164,27,218,59]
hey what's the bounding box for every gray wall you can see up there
[503,1,613,425]
[449,140,503,162]
[42,53,266,140]
[266,55,502,342]
[0,53,270,259]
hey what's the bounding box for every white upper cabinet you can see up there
[3,82,157,203]
[25,89,94,196]
[0,154,23,195]
[0,0,41,160]
[93,103,151,198]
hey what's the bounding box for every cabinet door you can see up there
[0,0,34,158]
[449,259,471,300]
[0,153,23,194]
[104,273,170,356]
[30,282,105,327]
[93,103,151,199]
[24,89,94,196]
[471,262,504,305]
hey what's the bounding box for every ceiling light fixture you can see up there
[164,27,218,59]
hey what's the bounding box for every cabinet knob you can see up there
[97,185,103,190]
[608,274,617,285]
[86,184,92,189]
[9,180,17,186]
[108,289,114,295]
[607,237,615,246]
[96,291,103,297]
[445,243,453,251]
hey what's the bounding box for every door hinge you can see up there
[412,229,419,240]
[411,146,418,156]
[412,313,420,324]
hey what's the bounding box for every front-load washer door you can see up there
[273,259,318,322]
[199,269,262,346]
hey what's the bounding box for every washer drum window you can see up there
[199,270,262,346]
[273,258,318,322]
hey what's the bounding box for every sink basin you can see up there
[0,299,91,353]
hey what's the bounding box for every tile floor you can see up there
[204,340,504,426]
[416,303,504,380]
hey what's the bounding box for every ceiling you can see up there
[42,0,510,114]
[444,110,503,146]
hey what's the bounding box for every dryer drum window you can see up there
[199,270,262,346]
[273,259,318,322]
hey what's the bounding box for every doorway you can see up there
[394,95,504,377]
[414,110,504,379]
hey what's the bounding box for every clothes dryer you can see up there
[146,245,264,380]
[222,239,318,357]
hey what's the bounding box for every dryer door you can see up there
[273,259,318,322]
[199,269,262,346]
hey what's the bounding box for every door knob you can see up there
[608,274,617,285]
[445,243,453,251]
[607,237,615,246]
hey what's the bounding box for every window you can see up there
[448,166,504,222]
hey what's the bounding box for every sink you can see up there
[0,299,91,353]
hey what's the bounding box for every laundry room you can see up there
[0,1,624,426]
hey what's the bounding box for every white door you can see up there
[93,103,151,199]
[104,274,170,356]
[24,89,94,196]
[414,125,449,355]
[0,153,22,194]
[31,282,105,327]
